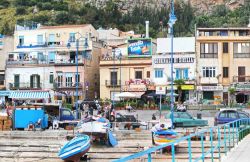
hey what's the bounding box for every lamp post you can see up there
[168,0,177,129]
[67,32,87,119]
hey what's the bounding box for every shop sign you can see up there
[122,84,147,92]
[235,84,250,91]
[125,79,151,85]
[147,85,156,90]
[166,85,194,90]
[55,91,83,96]
[153,57,194,64]
[156,86,166,95]
[197,86,223,91]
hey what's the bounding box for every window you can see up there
[155,69,163,78]
[111,71,117,85]
[135,71,142,79]
[228,111,237,119]
[147,71,150,78]
[239,113,248,119]
[69,33,76,42]
[19,36,24,46]
[65,73,73,87]
[223,42,228,53]
[223,67,229,78]
[48,51,56,63]
[30,74,40,88]
[175,68,189,80]
[233,42,250,58]
[14,74,20,88]
[49,74,54,84]
[219,111,227,118]
[37,35,43,45]
[179,113,192,119]
[0,74,4,85]
[75,74,80,83]
[202,67,216,77]
[200,43,218,58]
[57,73,63,87]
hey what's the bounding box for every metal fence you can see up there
[113,118,250,162]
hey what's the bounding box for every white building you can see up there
[152,37,196,102]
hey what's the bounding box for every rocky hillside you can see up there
[83,0,248,14]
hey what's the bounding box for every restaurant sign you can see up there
[197,86,223,91]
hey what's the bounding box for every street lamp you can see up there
[67,32,88,119]
[168,0,177,129]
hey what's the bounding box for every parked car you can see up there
[115,113,141,129]
[165,111,208,128]
[214,109,249,126]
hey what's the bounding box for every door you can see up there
[14,75,20,88]
[238,66,245,82]
[223,92,228,105]
[48,52,56,63]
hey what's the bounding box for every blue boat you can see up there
[58,135,91,162]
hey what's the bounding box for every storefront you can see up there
[54,91,83,104]
[197,85,223,101]
[235,84,250,103]
[166,84,195,102]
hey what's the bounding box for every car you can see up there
[115,113,141,129]
[165,111,208,128]
[214,109,249,126]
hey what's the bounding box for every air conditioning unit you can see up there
[56,33,60,37]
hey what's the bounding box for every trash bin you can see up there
[197,113,202,119]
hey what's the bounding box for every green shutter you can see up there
[30,75,33,88]
[37,75,40,88]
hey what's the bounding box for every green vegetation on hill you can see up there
[0,0,250,37]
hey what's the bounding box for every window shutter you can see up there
[184,69,189,80]
[30,75,33,88]
[176,69,180,79]
[37,75,40,88]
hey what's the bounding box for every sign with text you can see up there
[128,39,152,57]
[197,86,223,91]
[156,86,166,95]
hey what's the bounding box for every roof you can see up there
[197,27,250,31]
[40,24,91,29]
[157,37,195,53]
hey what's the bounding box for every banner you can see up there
[156,86,166,95]
[128,39,152,57]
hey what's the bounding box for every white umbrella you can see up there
[115,92,137,98]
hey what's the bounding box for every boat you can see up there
[58,134,91,162]
[153,129,179,146]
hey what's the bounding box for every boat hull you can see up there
[63,145,90,162]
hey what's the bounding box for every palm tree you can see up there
[228,87,236,108]
[174,79,185,104]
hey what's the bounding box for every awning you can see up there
[9,91,50,99]
[0,91,10,96]
[130,92,145,98]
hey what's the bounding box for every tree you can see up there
[174,79,185,104]
[228,87,236,108]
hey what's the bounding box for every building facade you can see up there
[196,27,250,104]
[100,38,156,100]
[153,37,196,102]
[5,23,100,103]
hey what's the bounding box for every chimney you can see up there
[145,21,149,38]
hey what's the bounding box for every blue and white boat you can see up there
[58,135,91,162]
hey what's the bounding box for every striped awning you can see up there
[0,91,10,96]
[9,91,50,99]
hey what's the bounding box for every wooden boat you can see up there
[153,130,179,146]
[58,135,91,162]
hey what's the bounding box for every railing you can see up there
[114,118,250,162]
[105,80,121,87]
[234,53,250,58]
[6,58,84,65]
[9,83,42,90]
[200,53,218,58]
[233,76,250,82]
[53,82,83,89]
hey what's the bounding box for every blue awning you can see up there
[9,91,50,99]
[0,91,10,96]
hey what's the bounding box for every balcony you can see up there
[233,76,250,83]
[234,53,250,58]
[17,42,47,49]
[53,82,83,89]
[105,80,121,87]
[9,83,42,90]
[6,59,39,65]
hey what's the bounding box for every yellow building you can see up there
[196,27,250,104]
[100,39,155,100]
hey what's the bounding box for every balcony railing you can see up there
[200,53,218,58]
[9,83,42,90]
[234,53,250,58]
[6,58,84,65]
[53,82,83,89]
[105,80,121,87]
[233,76,250,83]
